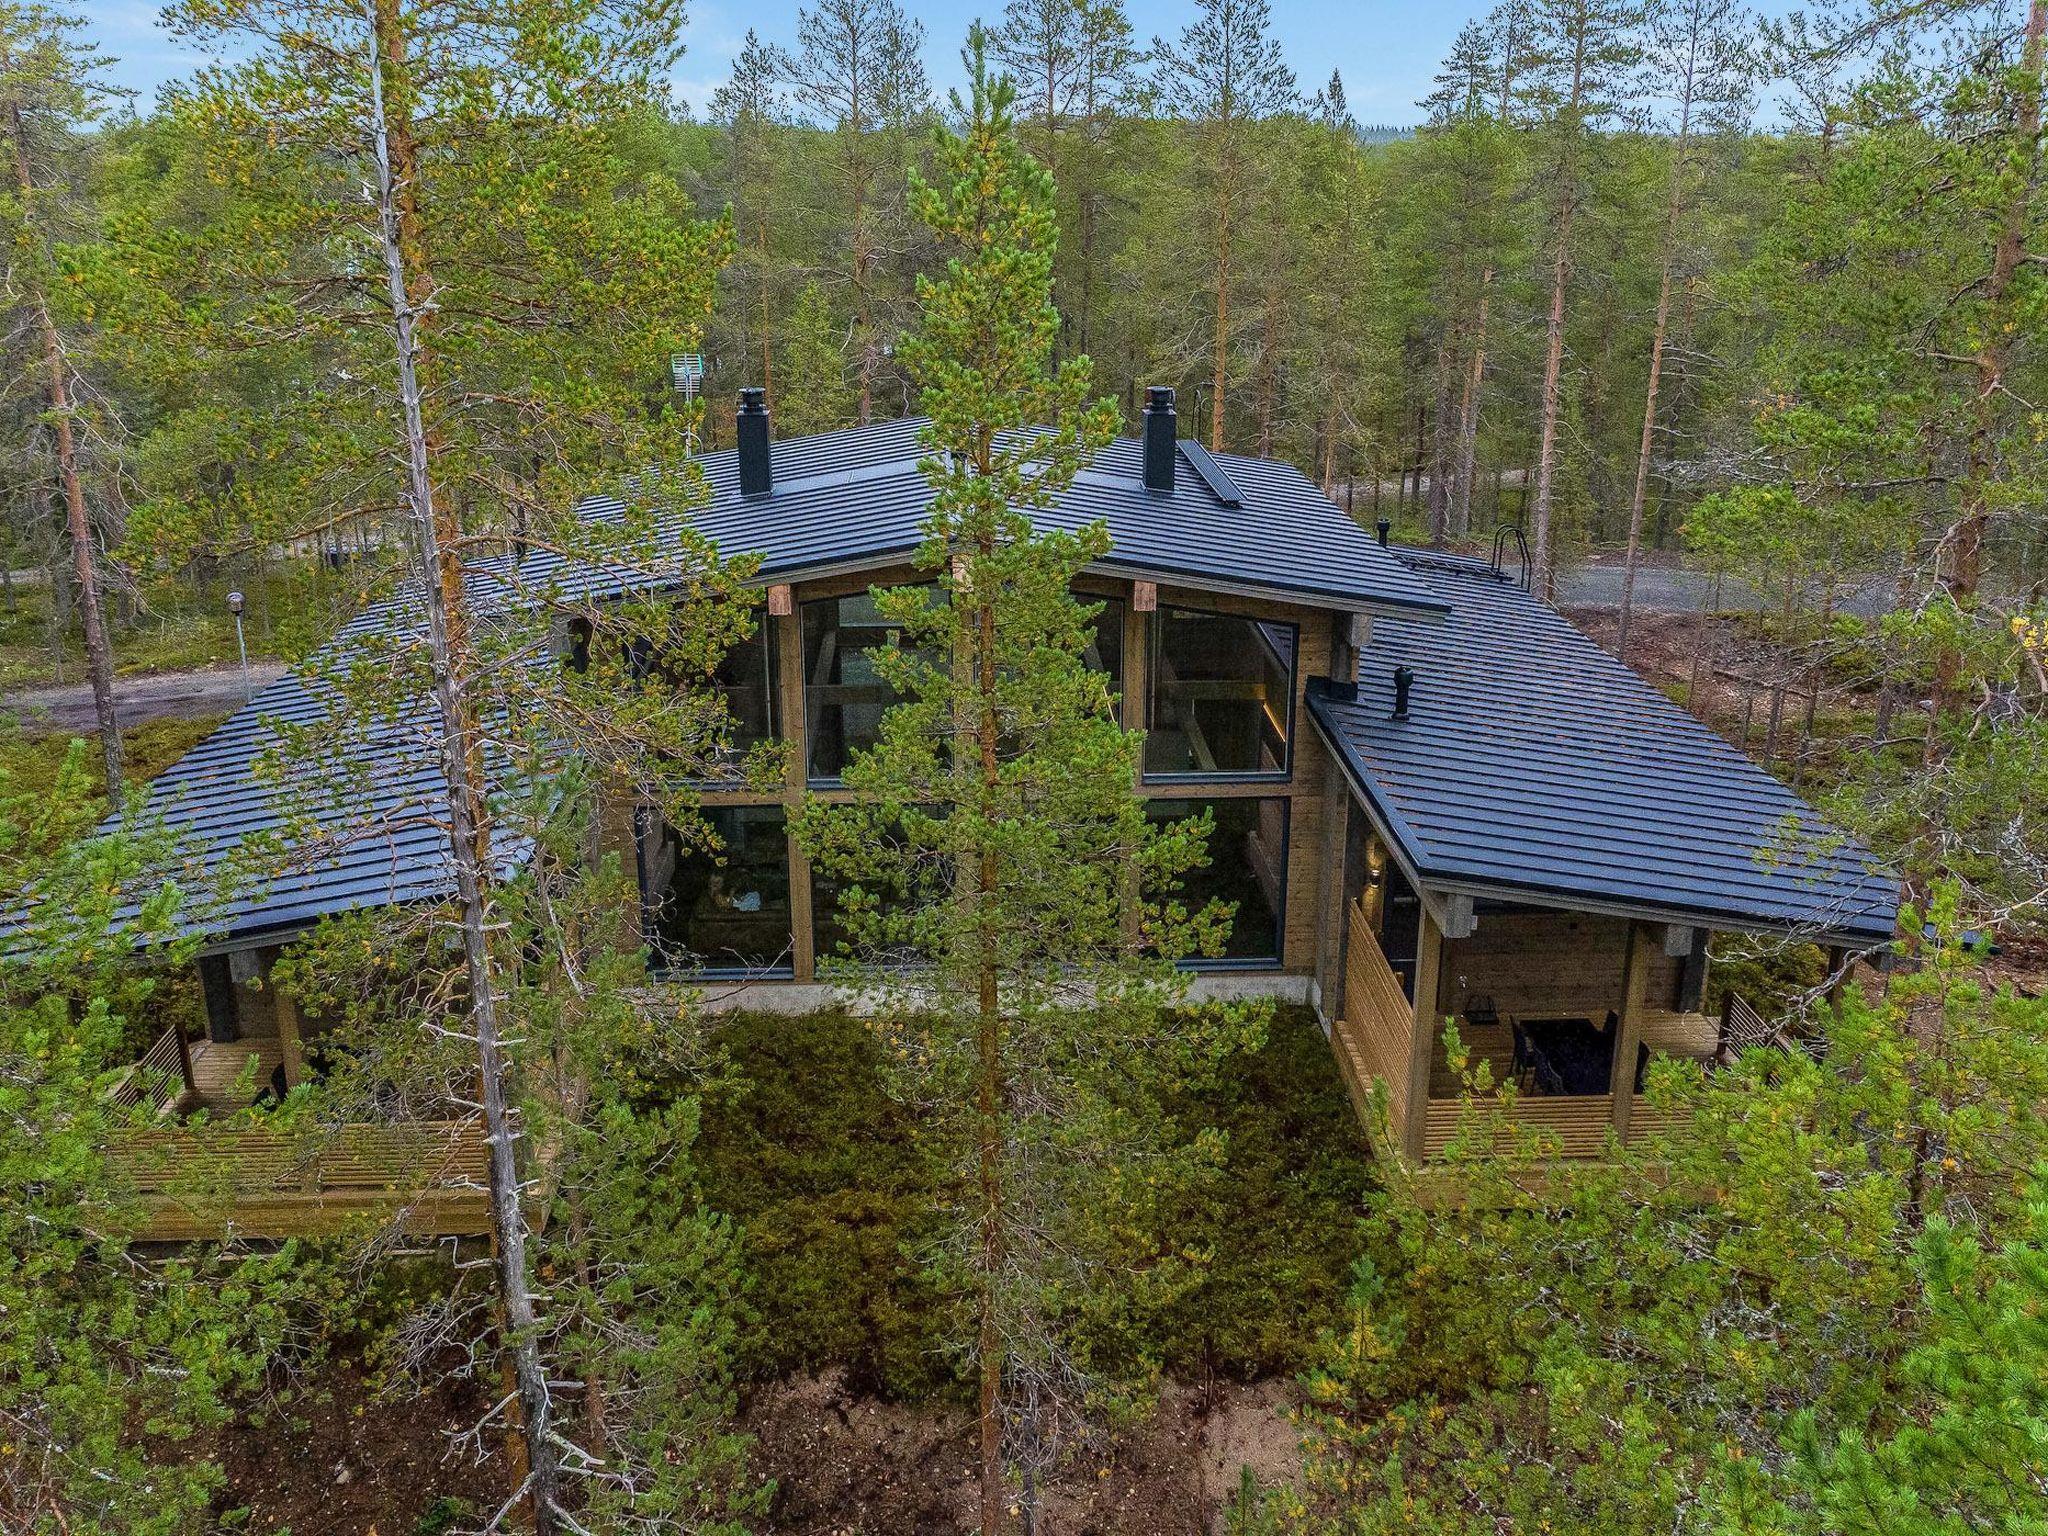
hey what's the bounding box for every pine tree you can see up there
[780,0,934,424]
[0,4,125,799]
[710,29,793,415]
[1519,0,1648,595]
[127,3,756,1528]
[1151,0,1297,452]
[1614,0,1754,659]
[778,276,856,434]
[793,33,1255,1533]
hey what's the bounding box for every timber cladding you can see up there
[1437,909,1682,1021]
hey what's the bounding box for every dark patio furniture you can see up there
[1520,1016,1613,1095]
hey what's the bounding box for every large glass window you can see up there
[802,591,934,782]
[1147,797,1289,966]
[1144,606,1295,778]
[633,609,775,773]
[711,614,776,757]
[1082,593,1125,712]
[644,805,794,976]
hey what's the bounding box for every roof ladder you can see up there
[1490,524,1532,592]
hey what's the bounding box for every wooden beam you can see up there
[767,582,793,617]
[1401,908,1443,1163]
[1440,892,1477,940]
[1662,923,1697,958]
[1132,579,1157,613]
[1609,921,1652,1141]
[775,606,814,981]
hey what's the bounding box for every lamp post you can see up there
[227,590,251,704]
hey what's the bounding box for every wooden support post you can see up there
[776,605,814,982]
[273,978,306,1090]
[1609,921,1652,1141]
[1314,783,1350,1021]
[1401,908,1443,1164]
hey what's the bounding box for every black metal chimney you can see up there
[737,388,771,497]
[1142,386,1176,493]
[1376,517,1391,547]
[1391,664,1415,721]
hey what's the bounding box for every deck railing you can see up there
[110,1119,491,1241]
[1333,902,1418,1145]
[105,1025,191,1118]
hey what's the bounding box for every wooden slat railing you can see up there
[106,1025,190,1118]
[1423,1092,1686,1161]
[110,1119,491,1241]
[1718,991,1773,1059]
[1332,902,1418,1144]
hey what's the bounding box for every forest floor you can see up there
[190,1007,1364,1535]
[201,1369,1305,1536]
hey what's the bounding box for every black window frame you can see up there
[1141,604,1299,784]
[800,587,936,786]
[1146,795,1291,970]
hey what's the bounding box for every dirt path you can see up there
[1,662,286,734]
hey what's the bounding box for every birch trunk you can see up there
[362,5,560,1529]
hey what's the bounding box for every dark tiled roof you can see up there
[1306,552,1899,945]
[530,417,1450,617]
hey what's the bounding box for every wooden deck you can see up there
[186,1038,286,1113]
[111,1119,491,1241]
[1336,908,1714,1169]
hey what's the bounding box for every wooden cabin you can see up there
[81,388,1898,1236]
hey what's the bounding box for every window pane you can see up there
[647,805,793,975]
[1148,797,1289,965]
[714,614,775,756]
[638,609,774,772]
[1082,594,1125,711]
[1145,607,1294,776]
[803,591,928,781]
[811,839,944,969]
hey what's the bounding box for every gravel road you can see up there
[2,662,287,734]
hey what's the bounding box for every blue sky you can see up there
[77,2,1571,125]
[89,1,1804,124]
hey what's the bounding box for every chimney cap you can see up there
[1376,517,1391,547]
[1145,385,1176,410]
[738,386,768,413]
[1391,663,1415,721]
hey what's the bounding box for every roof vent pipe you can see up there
[1376,517,1391,547]
[1391,664,1414,721]
[1142,386,1176,493]
[737,388,772,497]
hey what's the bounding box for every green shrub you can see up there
[696,1004,1375,1395]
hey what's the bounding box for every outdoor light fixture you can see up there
[227,590,252,704]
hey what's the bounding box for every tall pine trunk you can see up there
[8,104,120,801]
[364,5,560,1528]
[1619,57,1702,661]
[1210,175,1232,451]
[1450,269,1491,539]
[1531,212,1572,600]
[972,511,1006,1536]
[1931,0,2045,749]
